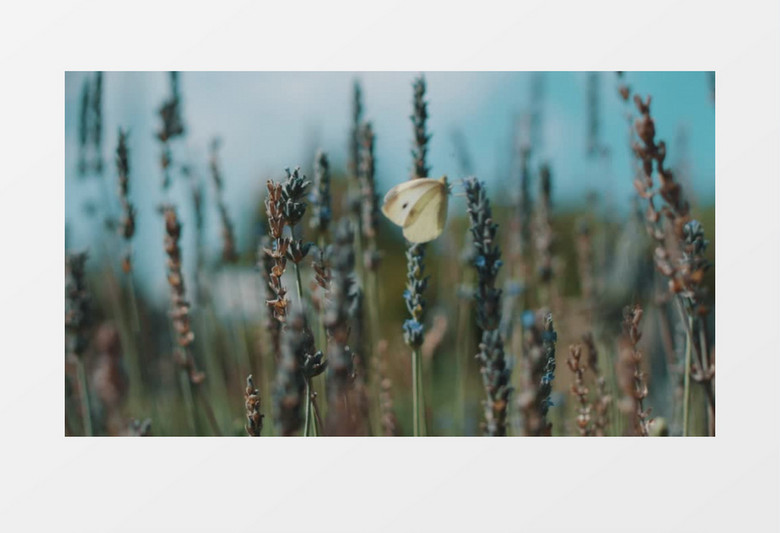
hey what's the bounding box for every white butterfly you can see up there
[381,176,449,243]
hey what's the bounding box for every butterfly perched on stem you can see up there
[381,176,449,243]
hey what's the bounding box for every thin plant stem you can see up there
[178,369,197,434]
[418,346,428,435]
[75,357,93,436]
[412,347,421,436]
[196,388,222,436]
[126,270,141,334]
[365,268,382,436]
[455,296,468,434]
[229,278,252,377]
[311,392,323,436]
[304,378,313,437]
[294,262,305,306]
[682,315,693,437]
[293,261,316,434]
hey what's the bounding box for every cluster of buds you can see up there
[244,375,264,436]
[263,168,313,324]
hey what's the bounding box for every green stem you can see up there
[365,264,382,436]
[455,301,468,435]
[126,268,141,334]
[194,386,222,436]
[411,347,426,436]
[75,357,93,436]
[294,261,305,311]
[304,378,312,437]
[311,390,323,436]
[178,368,197,434]
[419,346,428,436]
[682,315,693,437]
[293,261,317,437]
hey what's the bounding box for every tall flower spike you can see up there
[464,177,512,436]
[582,332,610,436]
[402,244,428,348]
[534,164,554,285]
[90,72,104,174]
[325,220,361,434]
[161,205,204,384]
[404,75,432,437]
[403,75,432,351]
[618,305,651,436]
[65,251,94,435]
[518,310,557,436]
[209,138,239,263]
[566,344,592,436]
[411,76,430,180]
[77,78,90,177]
[310,149,332,235]
[258,236,282,358]
[348,80,363,183]
[116,129,136,272]
[263,181,289,324]
[629,90,714,435]
[359,123,380,245]
[157,72,185,189]
[65,252,92,358]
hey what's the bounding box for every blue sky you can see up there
[64,71,714,298]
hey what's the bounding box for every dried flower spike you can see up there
[566,344,592,436]
[161,205,204,385]
[618,304,651,436]
[244,374,264,436]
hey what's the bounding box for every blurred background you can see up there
[65,72,714,301]
[64,71,715,437]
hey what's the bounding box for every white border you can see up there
[1,1,779,531]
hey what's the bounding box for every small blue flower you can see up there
[522,310,535,329]
[403,319,423,335]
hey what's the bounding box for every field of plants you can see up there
[64,71,715,437]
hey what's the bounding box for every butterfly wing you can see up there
[401,181,449,243]
[381,178,441,226]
